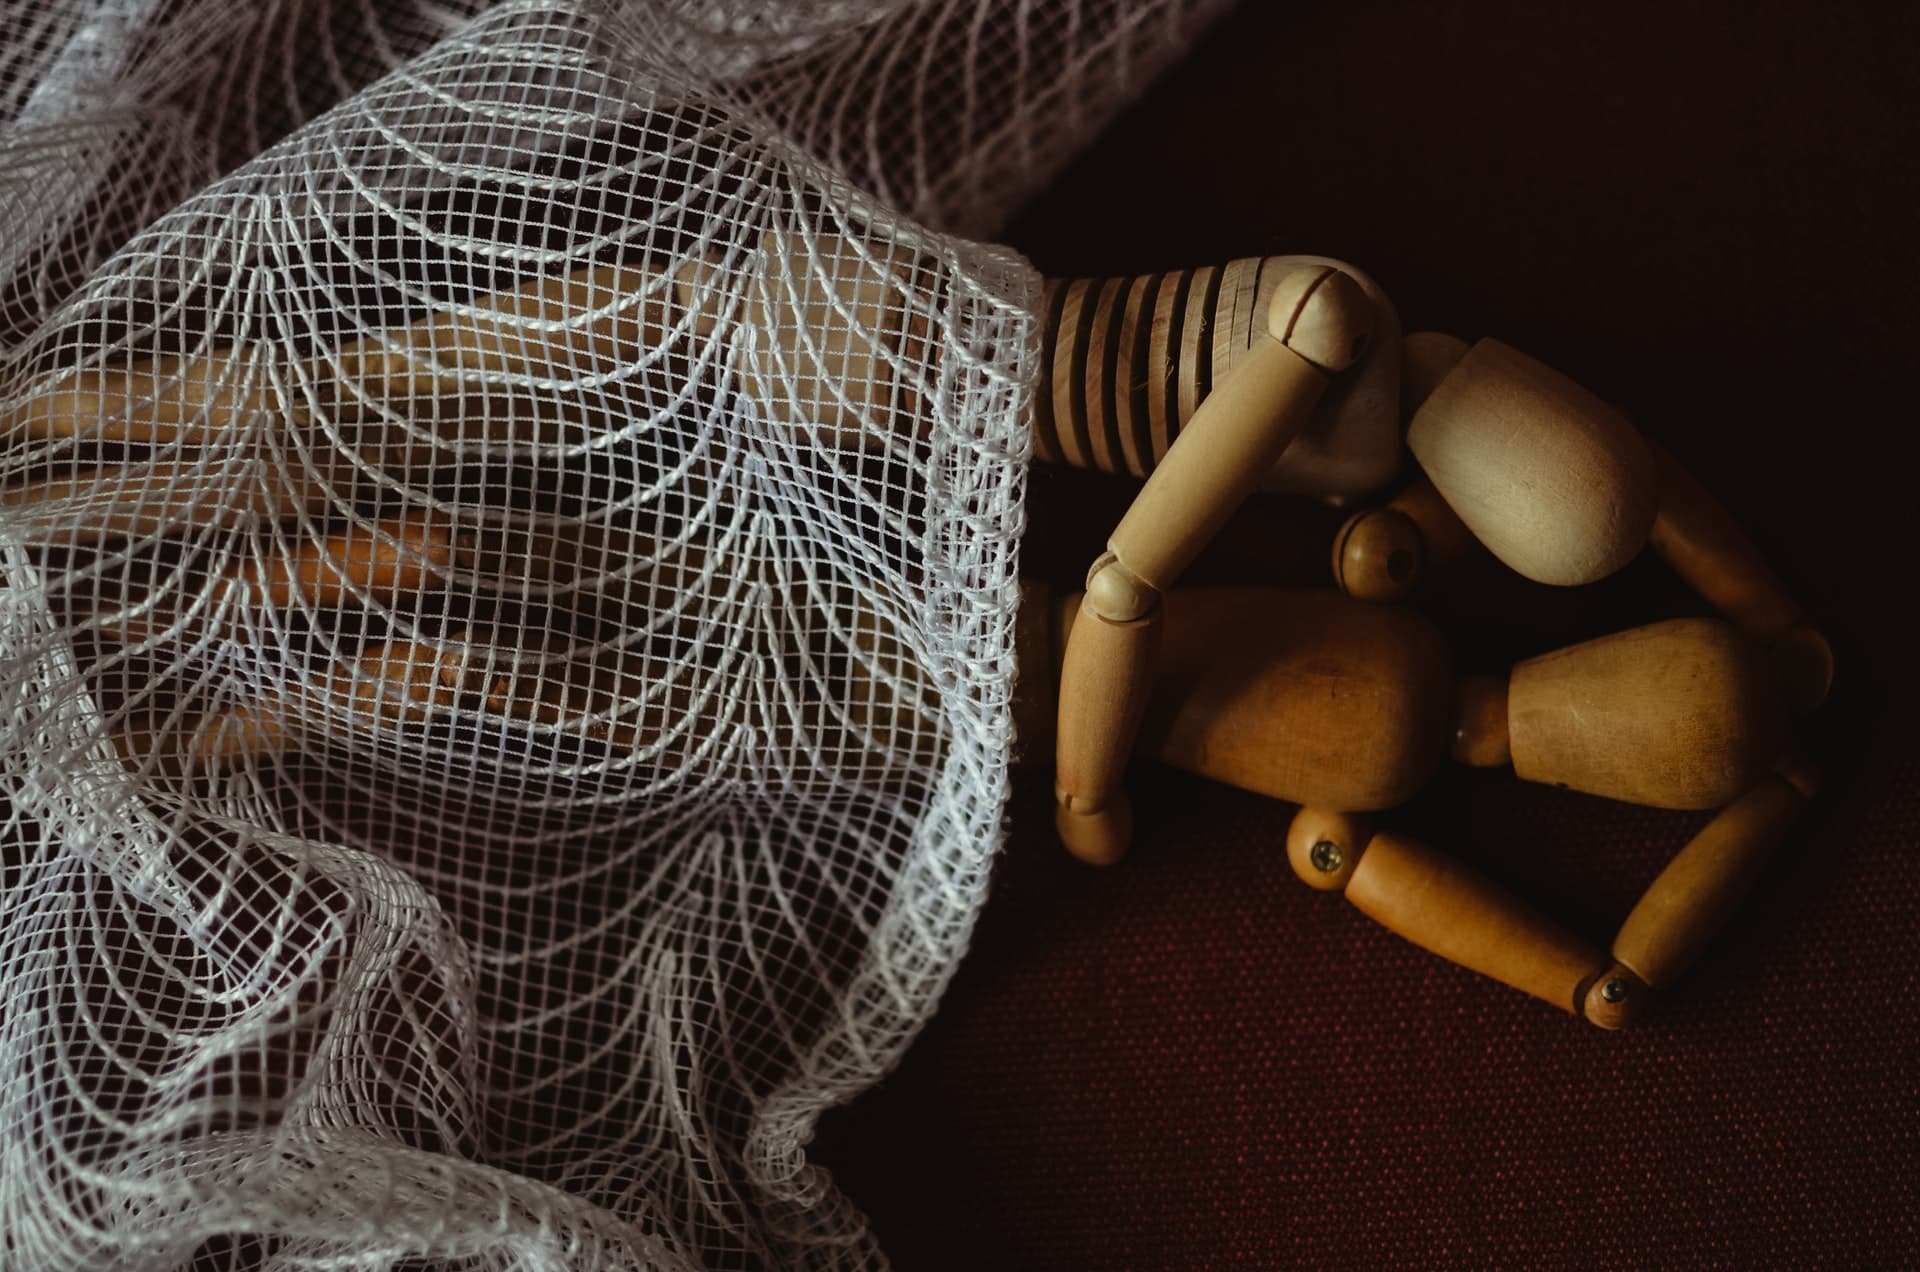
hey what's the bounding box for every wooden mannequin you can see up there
[115,553,1806,1028]
[10,244,1823,1026]
[1038,585,1808,1029]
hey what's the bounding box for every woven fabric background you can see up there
[816,1,1920,1266]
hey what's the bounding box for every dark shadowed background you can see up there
[816,2,1920,1266]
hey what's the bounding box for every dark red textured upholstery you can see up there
[814,2,1920,1265]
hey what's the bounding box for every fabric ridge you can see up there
[0,0,1233,1267]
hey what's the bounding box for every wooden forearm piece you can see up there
[3,348,277,444]
[234,514,457,609]
[178,624,716,776]
[38,287,733,604]
[1287,807,1621,1021]
[1104,268,1371,591]
[6,258,714,449]
[1053,268,1373,864]
[1645,439,1833,712]
[182,636,459,769]
[1053,561,1160,865]
[92,513,674,644]
[342,263,697,398]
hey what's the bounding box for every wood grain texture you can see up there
[1343,828,1611,1015]
[1112,273,1159,478]
[1507,617,1787,809]
[1105,335,1330,589]
[1082,276,1130,476]
[1408,338,1658,585]
[1059,588,1451,811]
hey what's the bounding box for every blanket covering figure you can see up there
[0,0,1238,1266]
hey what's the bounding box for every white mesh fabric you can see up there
[0,1,1234,1267]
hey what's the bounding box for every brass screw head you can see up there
[1600,978,1629,1004]
[1309,840,1343,873]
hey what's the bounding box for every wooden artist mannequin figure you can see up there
[1031,259,1828,1028]
[2,249,1827,1029]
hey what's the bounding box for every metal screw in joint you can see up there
[1600,978,1630,1004]
[1309,840,1344,873]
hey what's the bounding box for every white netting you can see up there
[0,0,1233,1267]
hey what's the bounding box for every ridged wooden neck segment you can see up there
[1034,257,1320,479]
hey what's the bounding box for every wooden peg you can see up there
[1286,807,1619,1019]
[1328,329,1498,602]
[1331,500,1423,602]
[1645,438,1833,712]
[1407,338,1658,585]
[1053,268,1374,863]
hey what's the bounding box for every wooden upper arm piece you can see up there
[1053,266,1373,864]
